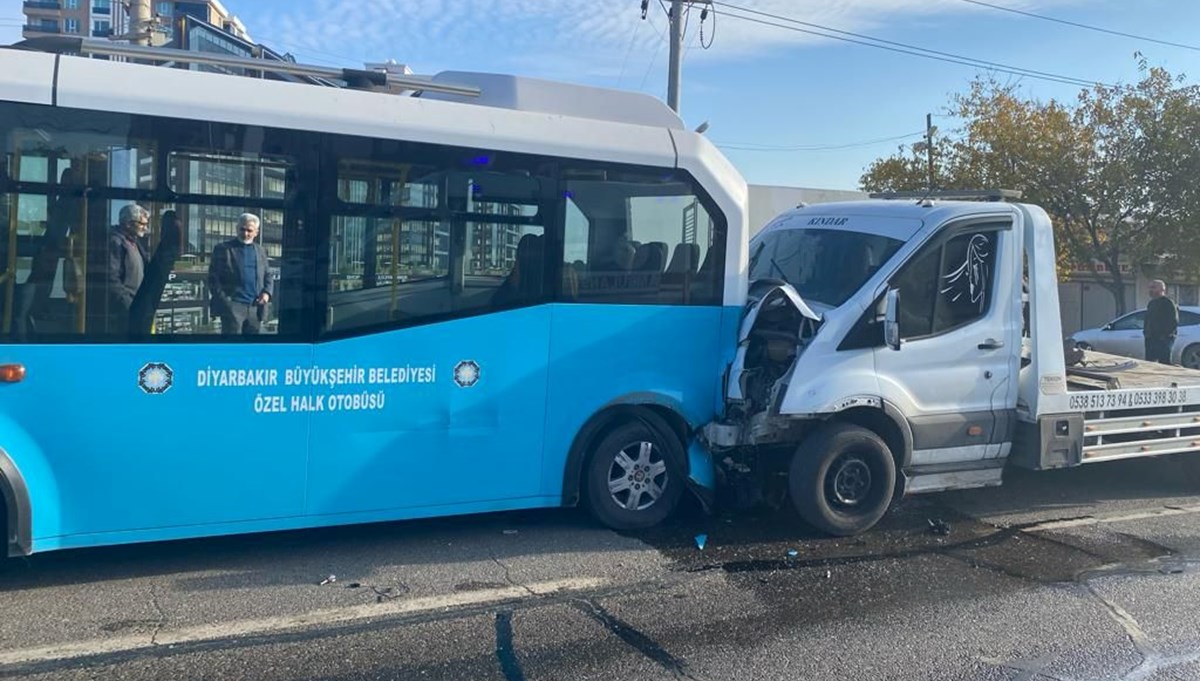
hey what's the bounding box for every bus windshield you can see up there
[748,227,905,308]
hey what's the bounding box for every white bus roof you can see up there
[417,71,685,130]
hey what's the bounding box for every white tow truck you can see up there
[703,190,1200,535]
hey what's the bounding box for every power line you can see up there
[713,1,1107,88]
[250,31,366,68]
[710,1,1115,89]
[638,5,669,90]
[716,130,925,152]
[615,7,643,88]
[956,0,1200,52]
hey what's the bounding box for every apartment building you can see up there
[21,0,247,44]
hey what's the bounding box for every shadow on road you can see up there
[1,455,1196,592]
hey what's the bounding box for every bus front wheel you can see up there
[788,423,896,536]
[584,418,684,531]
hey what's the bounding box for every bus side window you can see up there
[0,105,307,343]
[1,110,159,342]
[558,168,725,306]
[321,143,554,336]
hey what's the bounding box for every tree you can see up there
[860,61,1200,314]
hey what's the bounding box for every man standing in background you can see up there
[207,213,274,335]
[1144,279,1178,364]
[107,203,151,333]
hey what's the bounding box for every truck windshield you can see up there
[749,227,905,307]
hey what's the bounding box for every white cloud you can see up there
[244,0,1079,86]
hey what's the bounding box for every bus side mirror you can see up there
[884,288,901,351]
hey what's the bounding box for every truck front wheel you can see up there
[789,423,896,536]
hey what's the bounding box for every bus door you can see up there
[0,111,313,542]
[304,150,554,516]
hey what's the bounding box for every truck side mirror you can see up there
[884,288,901,351]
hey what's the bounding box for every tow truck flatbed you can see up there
[1041,350,1200,465]
[1067,350,1200,392]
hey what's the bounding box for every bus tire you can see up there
[583,418,684,531]
[788,422,896,536]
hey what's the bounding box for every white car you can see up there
[1069,305,1200,367]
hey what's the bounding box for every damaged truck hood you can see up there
[737,280,821,341]
[727,280,822,404]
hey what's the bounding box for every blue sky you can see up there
[5,0,1199,191]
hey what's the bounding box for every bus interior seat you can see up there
[491,233,545,306]
[666,242,699,275]
[633,241,668,272]
[687,245,718,301]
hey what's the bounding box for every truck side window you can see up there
[933,231,998,332]
[891,229,1000,341]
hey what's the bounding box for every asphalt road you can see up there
[2,458,1200,681]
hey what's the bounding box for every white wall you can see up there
[747,184,867,236]
[1057,280,1135,335]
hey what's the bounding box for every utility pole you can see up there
[664,0,713,114]
[666,0,685,113]
[925,113,936,190]
[130,0,152,46]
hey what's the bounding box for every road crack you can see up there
[1086,584,1155,658]
[148,584,167,647]
[979,654,1076,681]
[1077,582,1200,681]
[954,500,1200,681]
[490,554,538,598]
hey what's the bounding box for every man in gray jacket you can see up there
[207,213,275,335]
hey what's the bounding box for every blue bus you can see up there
[0,40,748,556]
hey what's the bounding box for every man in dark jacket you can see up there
[207,213,274,335]
[107,203,150,334]
[1144,279,1178,364]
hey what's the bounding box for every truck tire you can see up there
[583,417,684,531]
[788,423,896,536]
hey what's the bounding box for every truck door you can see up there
[875,217,1020,465]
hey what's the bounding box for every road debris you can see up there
[927,518,952,536]
[695,534,708,550]
[373,583,410,602]
[319,574,337,586]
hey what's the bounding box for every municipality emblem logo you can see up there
[138,362,174,394]
[453,360,481,388]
